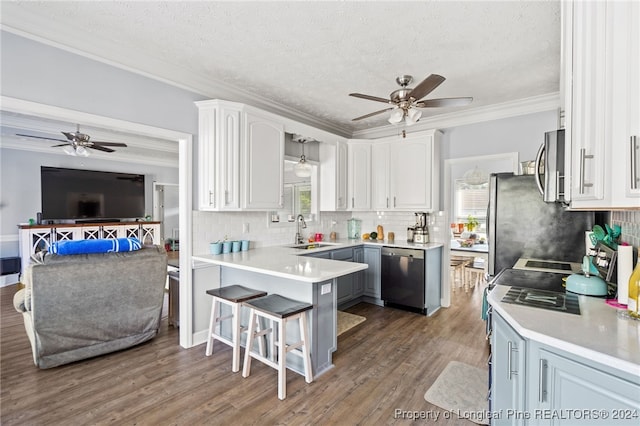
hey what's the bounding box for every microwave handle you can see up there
[534,142,545,196]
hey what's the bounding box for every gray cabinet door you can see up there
[364,246,381,298]
[529,345,640,425]
[353,247,364,296]
[332,248,354,305]
[492,312,526,425]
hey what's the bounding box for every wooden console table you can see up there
[18,222,162,275]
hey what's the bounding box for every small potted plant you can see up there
[466,215,479,232]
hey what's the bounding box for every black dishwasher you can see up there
[381,247,426,314]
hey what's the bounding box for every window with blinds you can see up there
[454,179,489,231]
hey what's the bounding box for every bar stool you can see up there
[242,294,313,400]
[205,285,267,372]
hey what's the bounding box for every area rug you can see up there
[424,361,489,425]
[337,311,366,336]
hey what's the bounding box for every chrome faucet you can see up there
[295,214,307,244]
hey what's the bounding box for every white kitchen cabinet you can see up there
[563,1,640,208]
[528,343,640,426]
[196,100,242,211]
[196,100,284,211]
[319,139,348,211]
[242,110,284,209]
[371,142,391,210]
[347,141,372,211]
[370,130,441,211]
[491,312,526,425]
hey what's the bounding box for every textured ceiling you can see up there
[1,1,561,136]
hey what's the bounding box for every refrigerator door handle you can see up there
[534,142,545,196]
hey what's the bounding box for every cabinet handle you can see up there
[209,190,215,206]
[579,148,594,194]
[386,197,389,208]
[507,341,518,380]
[393,196,397,208]
[352,197,354,208]
[631,136,638,190]
[538,359,547,402]
[224,189,229,205]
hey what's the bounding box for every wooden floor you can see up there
[1,282,490,425]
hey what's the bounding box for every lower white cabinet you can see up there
[491,312,526,425]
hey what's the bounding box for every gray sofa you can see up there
[13,246,168,368]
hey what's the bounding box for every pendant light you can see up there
[294,137,312,178]
[463,166,489,186]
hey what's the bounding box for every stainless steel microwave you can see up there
[535,129,566,203]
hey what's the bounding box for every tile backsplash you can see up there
[611,210,640,248]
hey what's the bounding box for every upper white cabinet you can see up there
[563,0,640,208]
[196,100,284,211]
[370,130,441,211]
[242,111,284,209]
[319,139,348,211]
[347,141,372,211]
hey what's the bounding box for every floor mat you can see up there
[337,311,365,336]
[424,360,489,425]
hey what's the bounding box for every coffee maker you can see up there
[412,212,429,243]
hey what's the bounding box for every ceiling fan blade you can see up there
[408,74,446,101]
[16,133,68,143]
[51,143,70,147]
[87,144,115,153]
[352,107,394,121]
[415,97,473,108]
[91,141,128,147]
[349,93,391,104]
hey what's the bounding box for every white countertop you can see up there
[192,239,443,283]
[488,285,640,374]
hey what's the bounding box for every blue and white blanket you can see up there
[48,238,142,255]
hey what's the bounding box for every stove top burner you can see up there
[525,260,572,271]
[501,286,581,315]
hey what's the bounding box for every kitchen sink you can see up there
[289,243,336,250]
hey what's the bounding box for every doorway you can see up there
[442,153,519,307]
[153,182,180,243]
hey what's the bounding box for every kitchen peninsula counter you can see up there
[192,240,442,377]
[488,285,640,374]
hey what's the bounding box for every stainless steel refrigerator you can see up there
[488,173,596,276]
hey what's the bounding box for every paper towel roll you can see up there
[617,245,633,305]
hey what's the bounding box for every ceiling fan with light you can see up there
[350,74,473,126]
[16,124,128,157]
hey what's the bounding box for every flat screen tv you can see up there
[41,166,145,222]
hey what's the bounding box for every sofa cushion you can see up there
[48,238,141,255]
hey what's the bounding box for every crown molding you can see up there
[351,92,560,139]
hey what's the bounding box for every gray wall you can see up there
[1,31,203,134]
[441,110,558,161]
[0,149,178,257]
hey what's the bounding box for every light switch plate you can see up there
[321,283,331,295]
